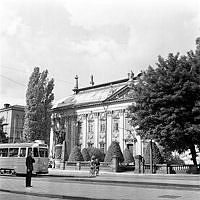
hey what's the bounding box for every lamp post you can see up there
[150,139,153,174]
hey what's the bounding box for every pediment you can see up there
[104,86,134,102]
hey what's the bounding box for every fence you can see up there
[63,161,112,172]
[53,159,200,174]
[143,164,200,174]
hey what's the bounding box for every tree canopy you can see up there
[23,67,54,145]
[128,38,200,165]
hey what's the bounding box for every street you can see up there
[0,175,199,200]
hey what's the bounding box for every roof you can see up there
[0,104,25,112]
[53,78,131,109]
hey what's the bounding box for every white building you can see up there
[0,104,25,143]
[50,73,146,160]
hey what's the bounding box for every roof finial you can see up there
[73,75,79,94]
[90,75,94,86]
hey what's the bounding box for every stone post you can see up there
[134,155,143,173]
[112,155,119,172]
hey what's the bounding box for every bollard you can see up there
[112,155,119,172]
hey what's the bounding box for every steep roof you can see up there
[53,78,132,109]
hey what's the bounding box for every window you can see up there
[33,147,39,157]
[19,148,26,157]
[100,120,106,133]
[39,148,48,157]
[88,120,94,133]
[113,119,119,132]
[100,143,105,152]
[9,148,19,157]
[28,148,32,155]
[0,148,8,157]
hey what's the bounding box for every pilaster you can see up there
[106,111,112,150]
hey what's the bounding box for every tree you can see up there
[104,141,124,163]
[68,146,84,161]
[143,141,162,164]
[81,148,90,161]
[23,67,54,145]
[123,148,135,165]
[128,38,200,166]
[0,117,8,143]
[87,147,105,162]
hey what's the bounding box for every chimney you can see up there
[90,75,94,86]
[73,75,79,94]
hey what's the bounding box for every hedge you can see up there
[104,141,124,163]
[68,146,84,161]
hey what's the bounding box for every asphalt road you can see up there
[0,175,199,200]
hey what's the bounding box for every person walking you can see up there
[26,150,35,187]
[95,158,100,176]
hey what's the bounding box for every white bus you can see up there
[0,140,48,175]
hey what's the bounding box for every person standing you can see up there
[26,151,35,187]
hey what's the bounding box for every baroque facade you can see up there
[50,73,146,160]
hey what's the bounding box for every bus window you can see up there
[28,148,32,156]
[9,148,19,157]
[19,148,26,157]
[33,147,39,157]
[39,148,48,157]
[0,148,8,157]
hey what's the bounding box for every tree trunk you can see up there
[189,144,197,166]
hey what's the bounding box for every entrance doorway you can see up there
[127,144,133,155]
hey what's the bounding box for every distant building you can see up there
[50,73,147,160]
[0,104,25,143]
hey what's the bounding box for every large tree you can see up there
[128,38,200,166]
[23,67,54,145]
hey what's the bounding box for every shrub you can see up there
[123,148,135,165]
[81,148,90,161]
[104,141,124,163]
[87,147,105,162]
[68,146,84,161]
[144,141,162,164]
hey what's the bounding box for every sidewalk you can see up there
[46,168,200,188]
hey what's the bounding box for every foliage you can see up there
[81,148,90,161]
[161,151,185,165]
[87,147,105,162]
[123,148,135,165]
[144,141,162,164]
[104,141,124,163]
[128,38,200,165]
[23,67,54,145]
[0,117,8,143]
[68,146,84,161]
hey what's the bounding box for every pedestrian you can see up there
[90,155,96,176]
[26,150,35,187]
[95,158,100,176]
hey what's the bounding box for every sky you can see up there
[0,0,199,107]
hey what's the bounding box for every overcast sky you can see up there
[0,0,199,107]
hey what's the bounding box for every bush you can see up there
[87,147,105,162]
[123,148,135,165]
[144,141,162,164]
[81,148,90,161]
[104,141,124,163]
[68,146,84,161]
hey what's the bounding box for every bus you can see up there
[0,140,48,175]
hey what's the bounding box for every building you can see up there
[50,73,146,160]
[0,104,25,143]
